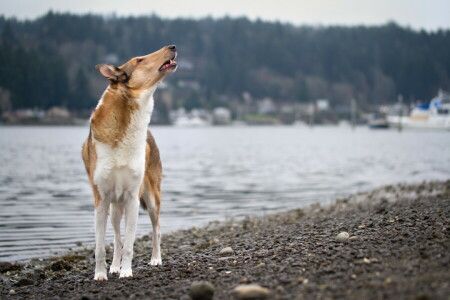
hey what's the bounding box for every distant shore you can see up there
[1,180,449,299]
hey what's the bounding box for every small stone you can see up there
[0,262,22,273]
[240,278,250,284]
[219,247,234,256]
[349,236,359,242]
[76,241,83,247]
[432,232,443,239]
[335,232,350,243]
[255,263,265,269]
[9,290,16,295]
[33,269,46,281]
[16,278,35,287]
[189,281,215,300]
[49,260,71,271]
[231,284,270,299]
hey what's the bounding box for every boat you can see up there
[387,90,450,130]
[173,115,211,127]
[368,112,389,129]
[369,118,390,129]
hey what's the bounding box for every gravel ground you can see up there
[1,180,449,300]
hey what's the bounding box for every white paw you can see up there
[109,265,120,274]
[149,258,162,266]
[94,272,108,281]
[119,269,133,278]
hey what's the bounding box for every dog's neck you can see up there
[90,85,156,147]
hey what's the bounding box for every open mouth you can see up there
[159,58,177,71]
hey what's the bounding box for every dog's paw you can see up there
[149,258,162,266]
[109,265,120,274]
[94,272,108,281]
[119,269,133,278]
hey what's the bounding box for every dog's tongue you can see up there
[162,59,175,70]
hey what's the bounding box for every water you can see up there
[0,126,449,261]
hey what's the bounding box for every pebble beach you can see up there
[1,180,449,299]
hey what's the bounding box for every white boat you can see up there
[173,115,211,127]
[387,90,450,130]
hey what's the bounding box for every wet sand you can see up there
[1,180,449,299]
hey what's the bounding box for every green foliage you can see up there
[0,12,449,110]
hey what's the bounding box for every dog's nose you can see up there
[168,45,176,51]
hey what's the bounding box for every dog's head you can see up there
[96,45,177,94]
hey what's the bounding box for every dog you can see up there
[82,45,177,280]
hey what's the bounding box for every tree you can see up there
[70,67,94,109]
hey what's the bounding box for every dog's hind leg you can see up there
[142,189,162,265]
[109,202,123,274]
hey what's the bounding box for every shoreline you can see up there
[1,180,449,299]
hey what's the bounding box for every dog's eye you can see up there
[137,58,144,63]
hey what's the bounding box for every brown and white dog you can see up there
[82,45,177,280]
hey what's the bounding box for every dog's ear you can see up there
[95,64,128,82]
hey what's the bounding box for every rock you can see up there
[33,269,46,281]
[231,284,270,299]
[349,236,359,242]
[239,278,250,284]
[219,247,234,256]
[49,260,72,271]
[0,262,22,273]
[189,281,215,300]
[16,278,35,287]
[255,263,266,269]
[9,290,16,295]
[61,255,85,262]
[432,232,443,239]
[335,232,350,243]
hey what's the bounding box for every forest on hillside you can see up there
[0,11,449,113]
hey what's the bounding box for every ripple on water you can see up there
[0,126,450,261]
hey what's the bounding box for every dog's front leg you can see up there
[119,193,139,278]
[94,199,109,280]
[110,202,124,274]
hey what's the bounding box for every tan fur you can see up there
[82,132,102,207]
[90,88,139,147]
[140,131,162,212]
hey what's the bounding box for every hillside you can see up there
[0,12,449,116]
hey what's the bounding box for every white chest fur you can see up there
[93,88,155,201]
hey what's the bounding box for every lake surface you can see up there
[0,126,449,261]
